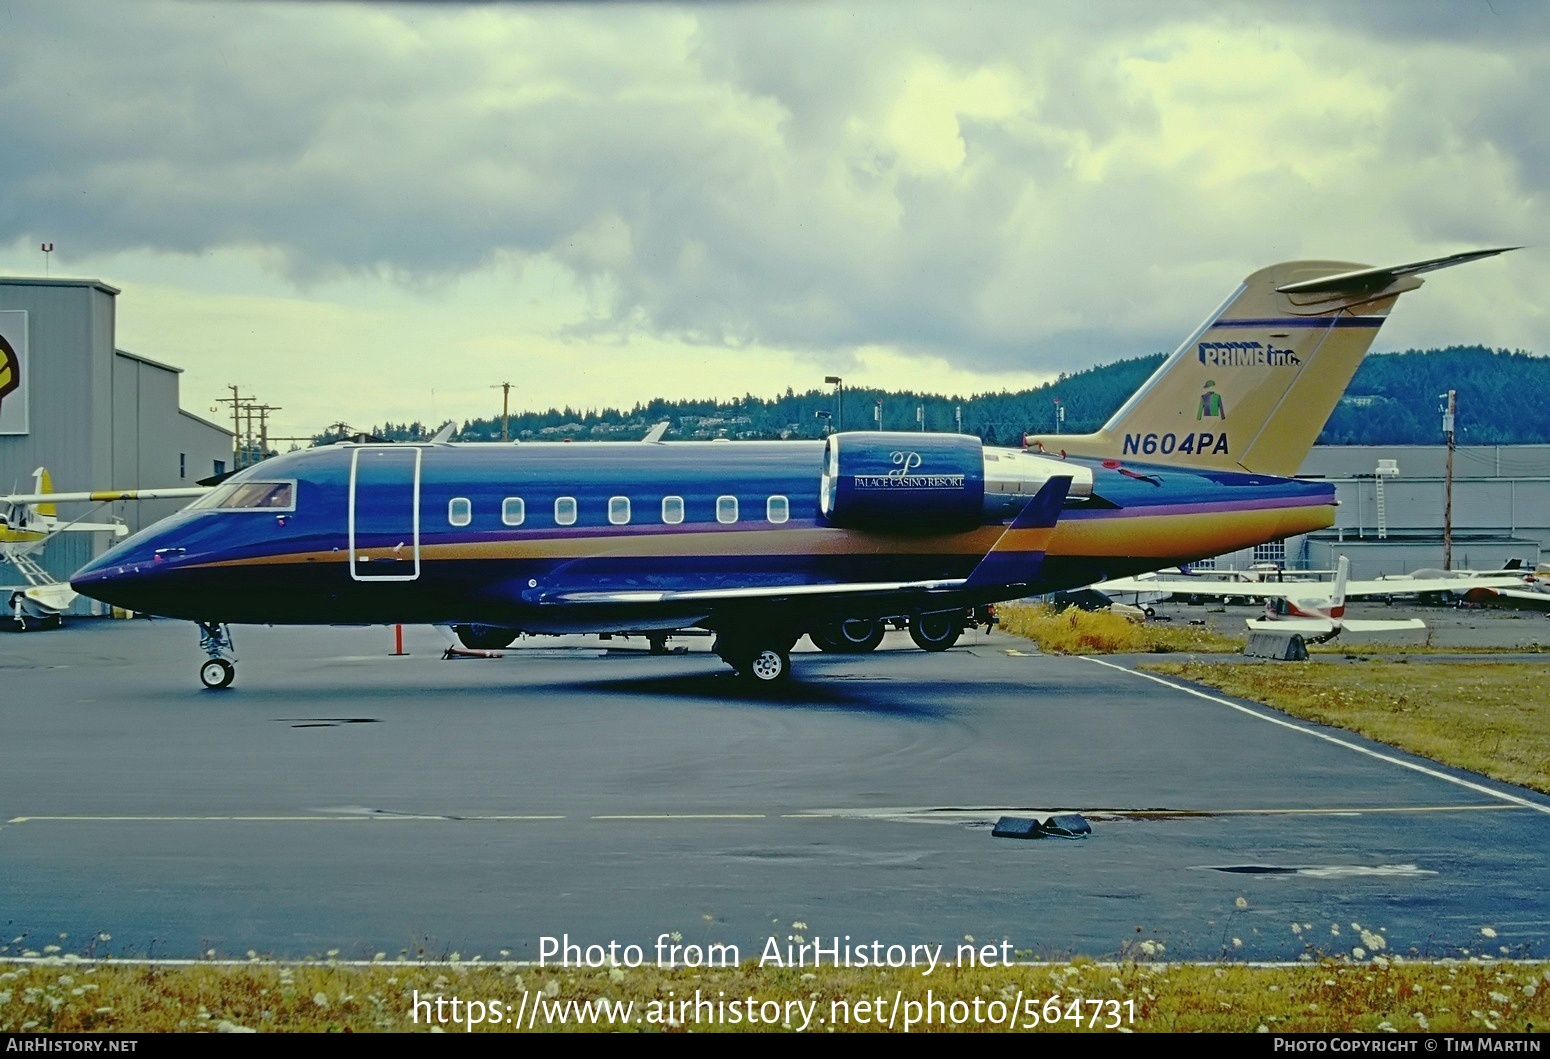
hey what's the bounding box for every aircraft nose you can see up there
[70,550,156,610]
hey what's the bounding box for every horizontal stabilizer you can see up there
[1275,247,1518,296]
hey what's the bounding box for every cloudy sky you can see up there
[0,0,1542,439]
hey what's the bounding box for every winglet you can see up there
[964,476,1071,588]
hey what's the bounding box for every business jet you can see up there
[69,248,1513,688]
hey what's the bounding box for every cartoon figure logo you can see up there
[1197,380,1226,421]
[0,335,19,416]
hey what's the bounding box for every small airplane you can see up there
[1463,566,1550,614]
[1243,555,1427,642]
[1,468,209,629]
[68,247,1514,688]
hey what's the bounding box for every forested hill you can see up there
[1319,347,1550,445]
[341,346,1549,446]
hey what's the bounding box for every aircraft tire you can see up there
[810,618,885,653]
[200,658,236,690]
[454,624,519,651]
[908,612,962,652]
[743,646,791,685]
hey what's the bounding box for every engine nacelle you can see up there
[820,433,986,530]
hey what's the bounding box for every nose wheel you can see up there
[200,658,236,689]
[196,621,237,690]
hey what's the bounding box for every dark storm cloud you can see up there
[0,1,1542,375]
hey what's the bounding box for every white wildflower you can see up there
[313,992,329,1008]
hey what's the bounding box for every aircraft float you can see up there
[69,248,1514,687]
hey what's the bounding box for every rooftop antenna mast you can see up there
[40,243,53,277]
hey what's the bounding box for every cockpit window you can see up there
[190,480,295,511]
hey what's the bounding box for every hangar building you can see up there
[0,276,231,609]
[1201,444,1550,580]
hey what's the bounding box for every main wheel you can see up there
[908,612,962,652]
[199,658,236,690]
[810,618,885,653]
[454,624,519,650]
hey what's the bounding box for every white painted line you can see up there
[1084,657,1550,817]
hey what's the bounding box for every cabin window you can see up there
[555,496,577,526]
[609,496,631,525]
[716,495,738,524]
[502,497,525,526]
[766,495,789,524]
[662,496,684,525]
[179,453,186,480]
[448,498,471,527]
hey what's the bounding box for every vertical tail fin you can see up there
[1329,554,1350,619]
[31,467,57,520]
[1026,249,1514,476]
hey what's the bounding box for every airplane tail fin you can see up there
[1329,554,1350,619]
[1025,248,1515,476]
[31,467,57,522]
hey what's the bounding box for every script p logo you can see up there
[888,450,922,477]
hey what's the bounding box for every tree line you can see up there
[320,346,1550,447]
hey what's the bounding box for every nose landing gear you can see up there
[196,621,237,690]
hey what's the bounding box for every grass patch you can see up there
[1142,661,1550,794]
[998,604,1243,655]
[2,958,1546,1033]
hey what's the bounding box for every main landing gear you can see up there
[197,621,237,690]
[908,611,963,652]
[807,618,886,654]
[713,629,800,686]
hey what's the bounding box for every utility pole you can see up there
[1440,389,1456,570]
[954,404,962,434]
[916,404,924,431]
[492,382,514,441]
[252,404,282,463]
[216,386,247,470]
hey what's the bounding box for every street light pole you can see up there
[1440,389,1456,570]
[825,376,843,432]
[492,382,514,442]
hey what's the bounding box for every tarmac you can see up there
[1,612,1547,964]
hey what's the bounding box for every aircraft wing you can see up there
[1347,575,1526,596]
[0,487,210,505]
[543,476,1072,610]
[1101,576,1299,599]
